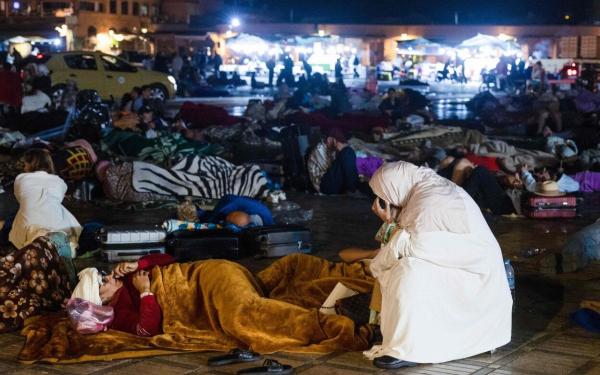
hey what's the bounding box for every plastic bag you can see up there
[66,298,114,334]
[273,208,313,225]
[271,201,300,211]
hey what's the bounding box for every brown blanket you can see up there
[19,254,374,364]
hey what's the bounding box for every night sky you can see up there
[227,0,597,24]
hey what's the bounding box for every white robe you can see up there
[364,163,512,364]
[9,171,82,253]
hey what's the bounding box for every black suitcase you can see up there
[243,225,312,258]
[281,125,310,190]
[166,229,244,261]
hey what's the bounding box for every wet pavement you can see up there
[0,191,600,374]
[165,81,479,120]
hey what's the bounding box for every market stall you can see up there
[455,33,522,81]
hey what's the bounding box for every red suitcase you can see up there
[523,195,577,219]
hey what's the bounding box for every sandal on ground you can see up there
[207,348,262,367]
[373,355,418,369]
[237,359,294,374]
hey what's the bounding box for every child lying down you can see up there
[19,253,375,363]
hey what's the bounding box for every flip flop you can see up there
[207,348,262,367]
[237,359,294,374]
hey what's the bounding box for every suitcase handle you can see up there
[116,250,162,256]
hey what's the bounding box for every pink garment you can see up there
[66,298,114,334]
[571,172,600,193]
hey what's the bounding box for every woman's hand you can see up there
[372,198,394,223]
[132,270,151,294]
[113,261,138,278]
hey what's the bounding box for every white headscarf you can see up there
[70,268,103,306]
[369,161,469,234]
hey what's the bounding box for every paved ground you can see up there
[0,191,599,374]
[1,80,598,373]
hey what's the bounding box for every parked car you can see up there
[46,51,177,103]
[119,51,152,69]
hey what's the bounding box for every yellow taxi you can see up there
[46,51,177,102]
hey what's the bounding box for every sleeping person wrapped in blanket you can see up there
[19,253,376,364]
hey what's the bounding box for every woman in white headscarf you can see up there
[364,161,512,369]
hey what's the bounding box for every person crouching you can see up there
[312,128,359,195]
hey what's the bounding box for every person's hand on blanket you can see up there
[113,261,138,278]
[132,270,151,294]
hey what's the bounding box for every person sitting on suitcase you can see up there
[316,128,359,195]
[199,194,274,228]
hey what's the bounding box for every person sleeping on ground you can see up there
[198,194,274,228]
[18,253,375,363]
[437,156,516,215]
[74,253,371,338]
[362,161,512,369]
[95,156,270,202]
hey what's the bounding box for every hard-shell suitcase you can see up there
[99,225,166,262]
[524,195,577,219]
[166,229,244,261]
[243,225,312,258]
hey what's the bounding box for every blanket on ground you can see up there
[132,155,270,199]
[286,111,390,133]
[469,140,558,173]
[18,254,374,364]
[0,236,72,334]
[572,171,600,192]
[179,102,241,129]
[389,127,485,150]
[102,130,223,164]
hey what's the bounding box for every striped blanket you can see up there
[132,156,269,199]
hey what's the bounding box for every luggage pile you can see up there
[99,224,312,262]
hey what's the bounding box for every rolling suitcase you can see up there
[281,125,310,191]
[99,225,166,262]
[166,229,245,261]
[243,225,312,258]
[523,195,577,219]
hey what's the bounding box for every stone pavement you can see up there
[0,193,599,374]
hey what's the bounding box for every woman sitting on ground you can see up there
[8,149,82,257]
[0,149,77,333]
[363,162,512,369]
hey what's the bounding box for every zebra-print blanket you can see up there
[132,156,269,199]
